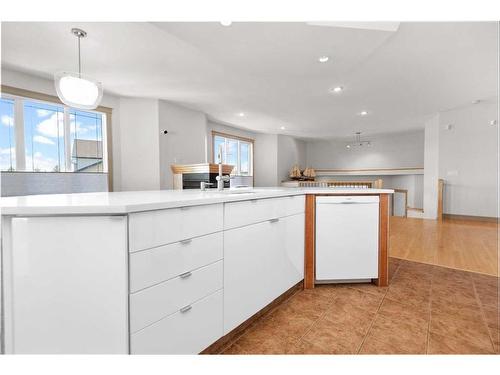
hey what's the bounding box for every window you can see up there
[24,100,66,172]
[213,131,253,176]
[0,93,107,173]
[69,109,104,172]
[0,98,16,171]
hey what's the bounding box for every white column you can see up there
[423,114,440,219]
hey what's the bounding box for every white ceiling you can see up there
[1,22,498,138]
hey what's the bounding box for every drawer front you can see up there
[131,290,223,354]
[130,260,223,333]
[130,232,222,292]
[128,203,223,252]
[285,195,305,216]
[224,195,305,229]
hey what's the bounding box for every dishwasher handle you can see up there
[316,196,380,204]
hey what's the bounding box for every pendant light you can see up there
[54,28,103,110]
[346,132,372,149]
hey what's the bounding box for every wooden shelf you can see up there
[171,163,234,175]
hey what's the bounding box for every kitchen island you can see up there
[0,187,392,354]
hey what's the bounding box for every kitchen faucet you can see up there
[216,144,231,191]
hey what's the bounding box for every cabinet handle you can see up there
[269,218,279,223]
[180,305,192,313]
[250,199,258,204]
[179,271,192,279]
[180,239,192,245]
[180,206,190,211]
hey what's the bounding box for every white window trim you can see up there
[212,131,254,177]
[13,97,25,170]
[1,93,108,174]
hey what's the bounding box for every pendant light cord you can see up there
[78,35,81,78]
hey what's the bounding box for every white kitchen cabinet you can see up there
[128,203,223,252]
[131,290,223,354]
[223,212,304,334]
[130,260,223,332]
[2,216,129,354]
[224,195,304,230]
[1,192,310,354]
[129,232,223,292]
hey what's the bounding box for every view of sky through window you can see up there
[0,96,105,172]
[213,134,252,176]
[0,98,16,171]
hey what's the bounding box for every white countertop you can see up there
[0,187,394,216]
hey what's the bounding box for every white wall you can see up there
[159,101,207,189]
[423,115,440,219]
[254,133,279,187]
[439,100,498,217]
[118,98,160,191]
[277,135,306,183]
[306,130,425,169]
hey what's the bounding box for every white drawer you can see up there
[130,260,223,333]
[128,203,223,252]
[285,195,305,216]
[130,232,222,292]
[131,290,223,354]
[224,195,305,229]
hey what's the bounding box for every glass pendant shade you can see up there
[54,71,103,110]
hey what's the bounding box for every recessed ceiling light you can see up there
[280,126,286,130]
[318,56,329,63]
[360,110,369,116]
[220,21,232,26]
[330,86,343,93]
[237,112,245,117]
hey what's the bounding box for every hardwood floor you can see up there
[221,258,499,354]
[390,216,499,276]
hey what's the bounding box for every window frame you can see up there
[0,85,114,190]
[211,130,254,178]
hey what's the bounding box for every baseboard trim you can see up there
[443,214,499,223]
[407,207,424,212]
[200,280,304,354]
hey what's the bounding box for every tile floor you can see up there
[221,258,499,354]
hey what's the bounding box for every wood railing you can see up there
[292,179,383,188]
